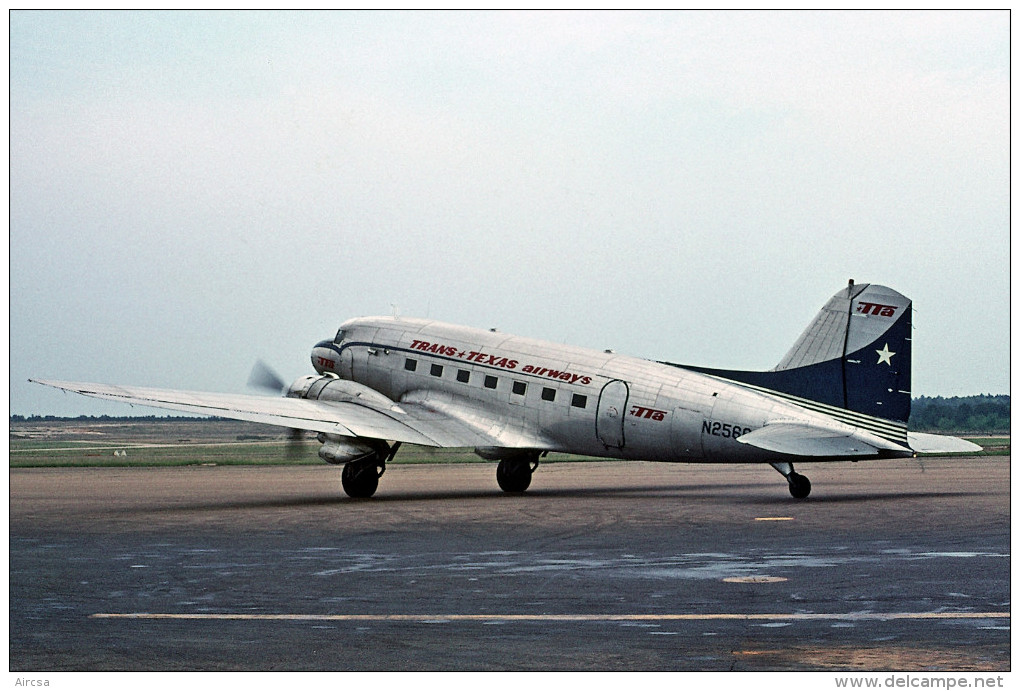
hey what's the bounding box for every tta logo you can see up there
[630,406,667,421]
[857,302,897,317]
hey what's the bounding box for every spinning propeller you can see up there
[247,359,287,394]
[247,360,308,458]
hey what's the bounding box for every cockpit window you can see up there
[333,329,347,344]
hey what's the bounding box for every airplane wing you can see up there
[736,421,909,458]
[29,379,551,450]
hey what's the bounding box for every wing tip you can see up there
[907,432,984,454]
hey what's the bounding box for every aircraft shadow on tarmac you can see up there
[107,484,988,514]
[750,490,990,505]
[369,486,988,505]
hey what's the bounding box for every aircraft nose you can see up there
[311,340,339,375]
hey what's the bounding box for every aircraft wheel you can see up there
[788,472,811,499]
[342,459,381,498]
[496,458,533,493]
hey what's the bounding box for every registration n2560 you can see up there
[702,420,751,439]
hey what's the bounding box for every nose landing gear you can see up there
[770,461,811,499]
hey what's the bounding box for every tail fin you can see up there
[771,281,912,422]
[675,281,912,427]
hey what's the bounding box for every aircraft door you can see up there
[596,380,629,449]
[670,404,706,461]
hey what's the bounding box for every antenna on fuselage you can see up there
[390,303,401,319]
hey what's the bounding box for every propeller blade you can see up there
[248,360,287,394]
[286,427,307,460]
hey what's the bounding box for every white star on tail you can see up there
[875,343,896,366]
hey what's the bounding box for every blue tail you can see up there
[673,281,912,427]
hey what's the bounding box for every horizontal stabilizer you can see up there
[737,422,904,458]
[907,432,983,454]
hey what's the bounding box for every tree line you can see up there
[909,395,1010,434]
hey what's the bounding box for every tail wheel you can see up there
[496,457,536,493]
[770,461,811,499]
[788,472,811,499]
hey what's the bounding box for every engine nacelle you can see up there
[284,376,397,469]
[286,375,397,408]
[317,434,390,465]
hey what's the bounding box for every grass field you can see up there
[8,418,1009,468]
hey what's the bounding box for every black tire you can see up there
[342,460,380,498]
[496,458,532,493]
[788,472,811,499]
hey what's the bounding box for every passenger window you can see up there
[512,381,527,396]
[571,394,587,408]
[484,375,498,389]
[542,387,556,402]
[405,359,417,372]
[457,369,470,383]
[431,364,443,377]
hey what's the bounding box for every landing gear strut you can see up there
[770,461,811,499]
[496,453,541,493]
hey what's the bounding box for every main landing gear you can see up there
[340,442,401,499]
[341,458,385,498]
[770,461,811,499]
[495,453,541,493]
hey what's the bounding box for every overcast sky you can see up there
[10,10,1009,417]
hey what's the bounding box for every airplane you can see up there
[31,280,979,499]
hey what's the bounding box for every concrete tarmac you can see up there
[9,458,1010,671]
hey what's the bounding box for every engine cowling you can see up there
[285,375,397,408]
[317,435,390,465]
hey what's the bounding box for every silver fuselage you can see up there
[311,317,875,464]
